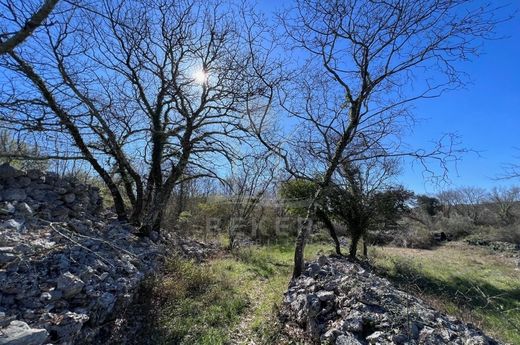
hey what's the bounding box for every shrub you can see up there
[391,224,435,249]
[465,225,520,245]
[435,215,476,240]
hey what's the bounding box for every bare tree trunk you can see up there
[293,218,312,279]
[8,51,128,222]
[349,233,361,259]
[292,107,360,278]
[315,207,342,255]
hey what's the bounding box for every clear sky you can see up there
[400,5,520,194]
[258,0,520,194]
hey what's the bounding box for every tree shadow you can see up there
[375,259,520,340]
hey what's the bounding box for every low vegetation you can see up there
[132,240,519,345]
[371,243,520,344]
[140,243,331,345]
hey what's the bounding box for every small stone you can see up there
[17,177,31,187]
[0,320,48,345]
[0,252,16,265]
[366,331,385,343]
[55,187,68,195]
[0,202,15,215]
[336,333,364,345]
[47,311,89,342]
[51,206,70,218]
[306,262,321,277]
[1,219,24,232]
[0,163,23,179]
[317,290,335,302]
[1,189,26,202]
[39,292,52,301]
[392,334,409,344]
[56,272,84,298]
[62,193,76,204]
[14,203,33,217]
[318,255,329,266]
[342,317,364,333]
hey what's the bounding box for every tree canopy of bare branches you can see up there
[249,0,503,278]
[0,0,59,55]
[0,0,275,234]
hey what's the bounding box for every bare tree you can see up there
[489,186,520,225]
[0,0,274,235]
[0,0,59,55]
[224,151,277,250]
[437,189,460,218]
[249,0,503,278]
[452,186,488,224]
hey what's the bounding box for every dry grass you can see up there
[371,242,520,344]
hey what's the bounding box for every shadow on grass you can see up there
[104,257,250,345]
[375,258,520,342]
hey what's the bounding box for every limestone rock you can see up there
[62,193,76,204]
[336,333,364,345]
[0,164,22,179]
[1,189,26,202]
[0,248,16,265]
[57,272,85,298]
[1,219,23,232]
[0,166,161,344]
[0,202,15,215]
[279,256,503,345]
[0,320,48,345]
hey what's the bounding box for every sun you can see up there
[193,69,208,84]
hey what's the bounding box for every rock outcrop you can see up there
[0,164,162,345]
[280,255,503,345]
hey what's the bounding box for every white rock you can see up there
[335,333,364,345]
[1,219,23,232]
[0,320,48,345]
[57,272,85,298]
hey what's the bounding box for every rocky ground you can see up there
[280,255,504,345]
[0,164,162,345]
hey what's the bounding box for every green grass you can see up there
[370,243,520,345]
[145,242,332,344]
[146,258,249,344]
[141,241,519,344]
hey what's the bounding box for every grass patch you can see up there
[370,243,520,344]
[146,257,249,345]
[142,242,332,344]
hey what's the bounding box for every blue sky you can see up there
[401,6,520,194]
[258,0,520,194]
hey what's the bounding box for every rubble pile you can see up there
[280,255,503,345]
[0,164,162,345]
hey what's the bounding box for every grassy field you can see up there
[144,243,332,345]
[141,241,519,344]
[370,243,520,345]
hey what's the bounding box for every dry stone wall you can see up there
[280,255,503,345]
[0,164,162,345]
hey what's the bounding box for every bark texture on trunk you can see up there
[315,207,342,255]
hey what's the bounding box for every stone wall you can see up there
[0,164,162,345]
[280,256,503,345]
[0,163,102,226]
